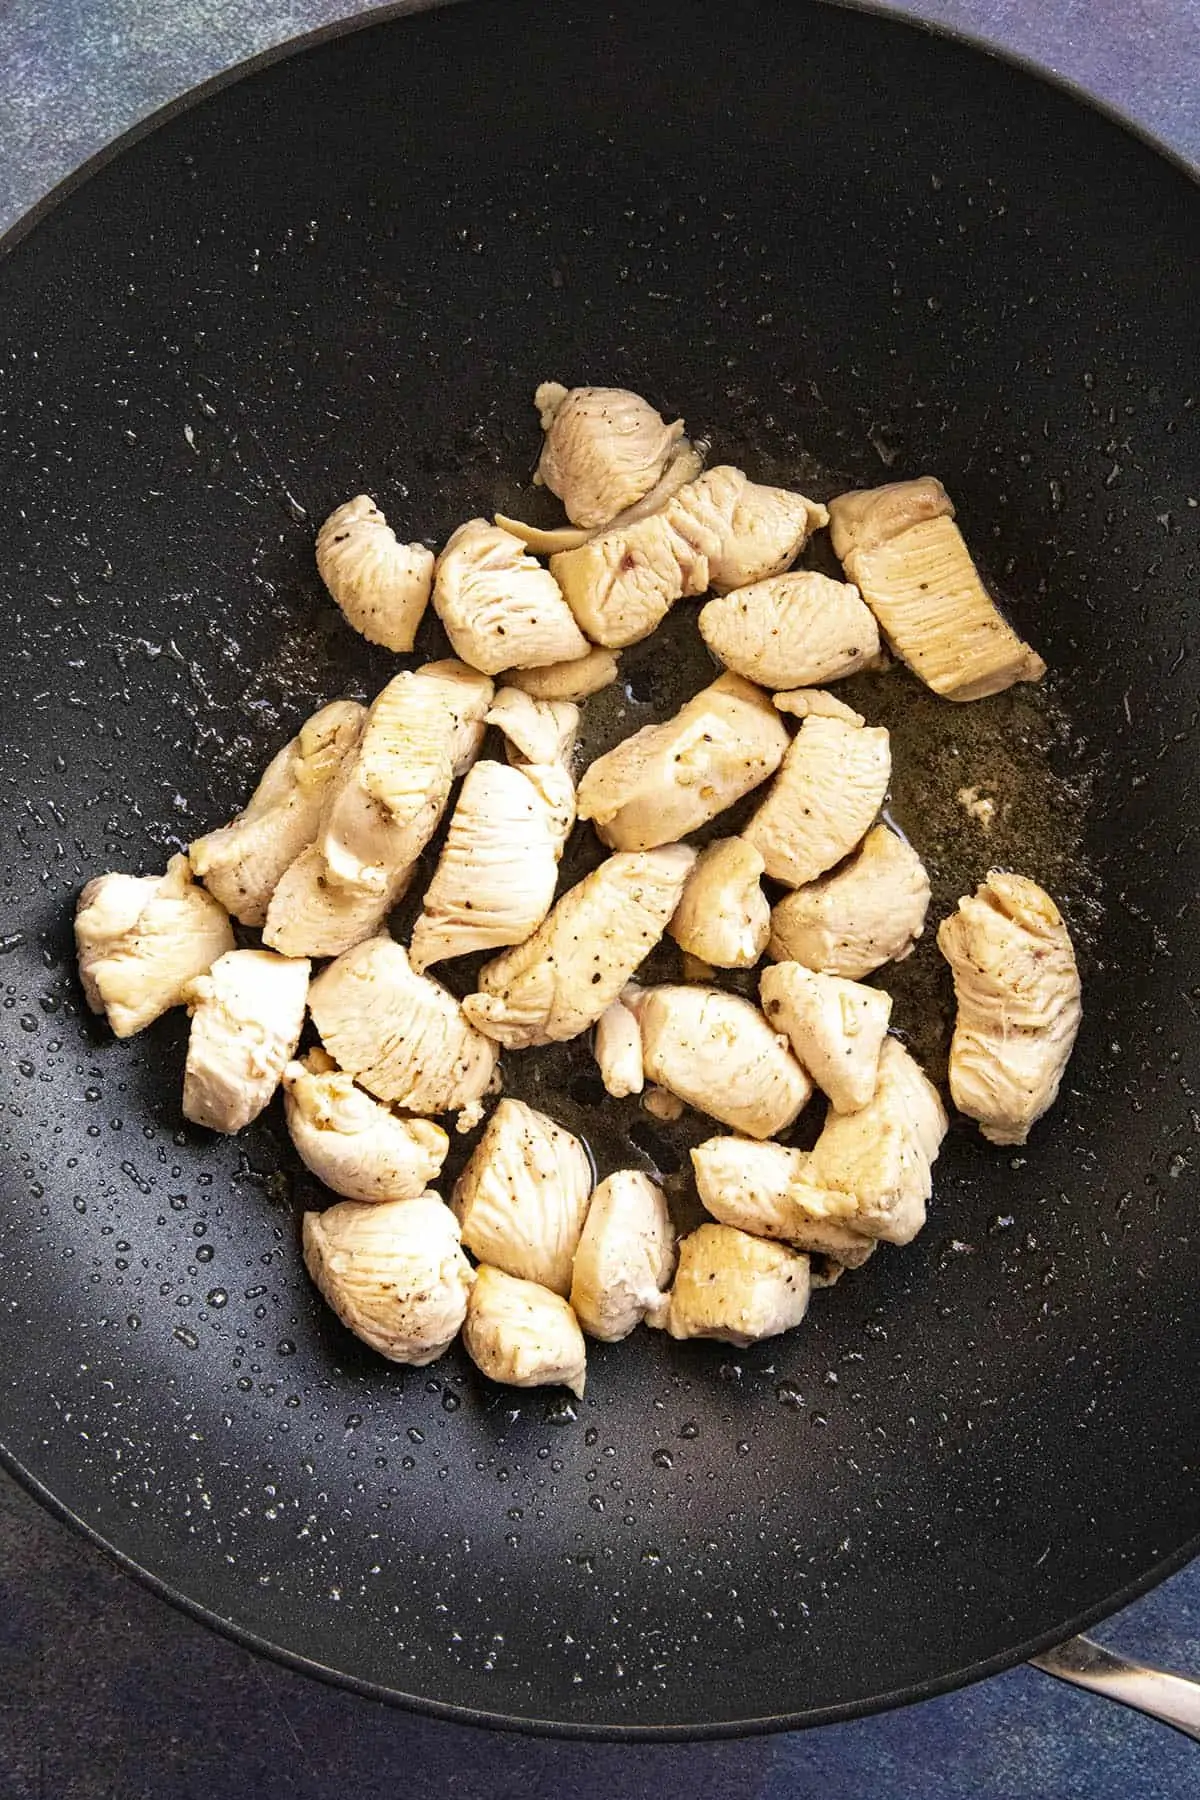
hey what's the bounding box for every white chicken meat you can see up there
[318,658,494,894]
[308,935,498,1115]
[432,518,590,675]
[673,464,829,595]
[637,984,812,1139]
[463,844,695,1049]
[828,476,1046,701]
[937,871,1081,1145]
[408,757,575,970]
[744,712,891,888]
[262,846,415,961]
[698,571,880,691]
[690,1136,877,1267]
[282,1048,449,1202]
[577,672,788,851]
[452,1097,593,1296]
[181,948,309,1133]
[570,1170,675,1342]
[533,382,685,529]
[484,687,580,768]
[648,1223,811,1346]
[303,1195,473,1365]
[504,646,620,703]
[593,993,645,1098]
[549,464,826,648]
[810,1037,947,1245]
[189,699,364,925]
[767,823,931,978]
[75,853,235,1039]
[463,1265,588,1397]
[759,962,891,1113]
[550,505,710,649]
[667,836,770,970]
[771,688,866,726]
[315,494,434,653]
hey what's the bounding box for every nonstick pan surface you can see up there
[0,0,1196,1738]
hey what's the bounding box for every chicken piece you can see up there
[505,647,620,703]
[577,673,788,851]
[463,1266,587,1397]
[672,465,829,594]
[452,1098,593,1295]
[570,1170,675,1341]
[319,659,494,894]
[828,475,953,556]
[828,476,1046,701]
[549,465,826,647]
[282,1048,448,1202]
[189,700,365,925]
[637,984,812,1139]
[550,505,710,649]
[181,949,309,1133]
[432,518,590,676]
[463,844,695,1049]
[744,713,891,887]
[937,871,1081,1145]
[810,1037,947,1245]
[75,854,235,1040]
[593,994,645,1098]
[315,494,434,653]
[768,824,931,979]
[642,1085,685,1121]
[690,1136,877,1266]
[262,846,415,960]
[533,382,685,529]
[647,1223,810,1346]
[303,1195,473,1365]
[408,758,575,970]
[308,935,498,1115]
[485,687,579,769]
[668,837,770,970]
[760,963,892,1113]
[772,687,865,726]
[698,572,880,691]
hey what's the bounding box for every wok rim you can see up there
[0,0,1195,1739]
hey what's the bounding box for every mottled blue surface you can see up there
[0,2,1196,1794]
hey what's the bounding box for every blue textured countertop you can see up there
[0,4,1196,1795]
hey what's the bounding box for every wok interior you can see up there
[0,0,1196,1733]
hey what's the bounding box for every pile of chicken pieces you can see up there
[74,381,1082,1399]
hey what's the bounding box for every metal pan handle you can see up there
[1030,1634,1200,1742]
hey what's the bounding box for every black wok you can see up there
[0,0,1196,1738]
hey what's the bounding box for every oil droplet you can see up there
[173,1326,199,1349]
[776,1380,805,1410]
[126,1314,140,1331]
[196,1244,214,1263]
[651,1447,673,1469]
[407,1426,425,1444]
[206,1288,228,1309]
[678,1419,699,1440]
[442,1391,460,1412]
